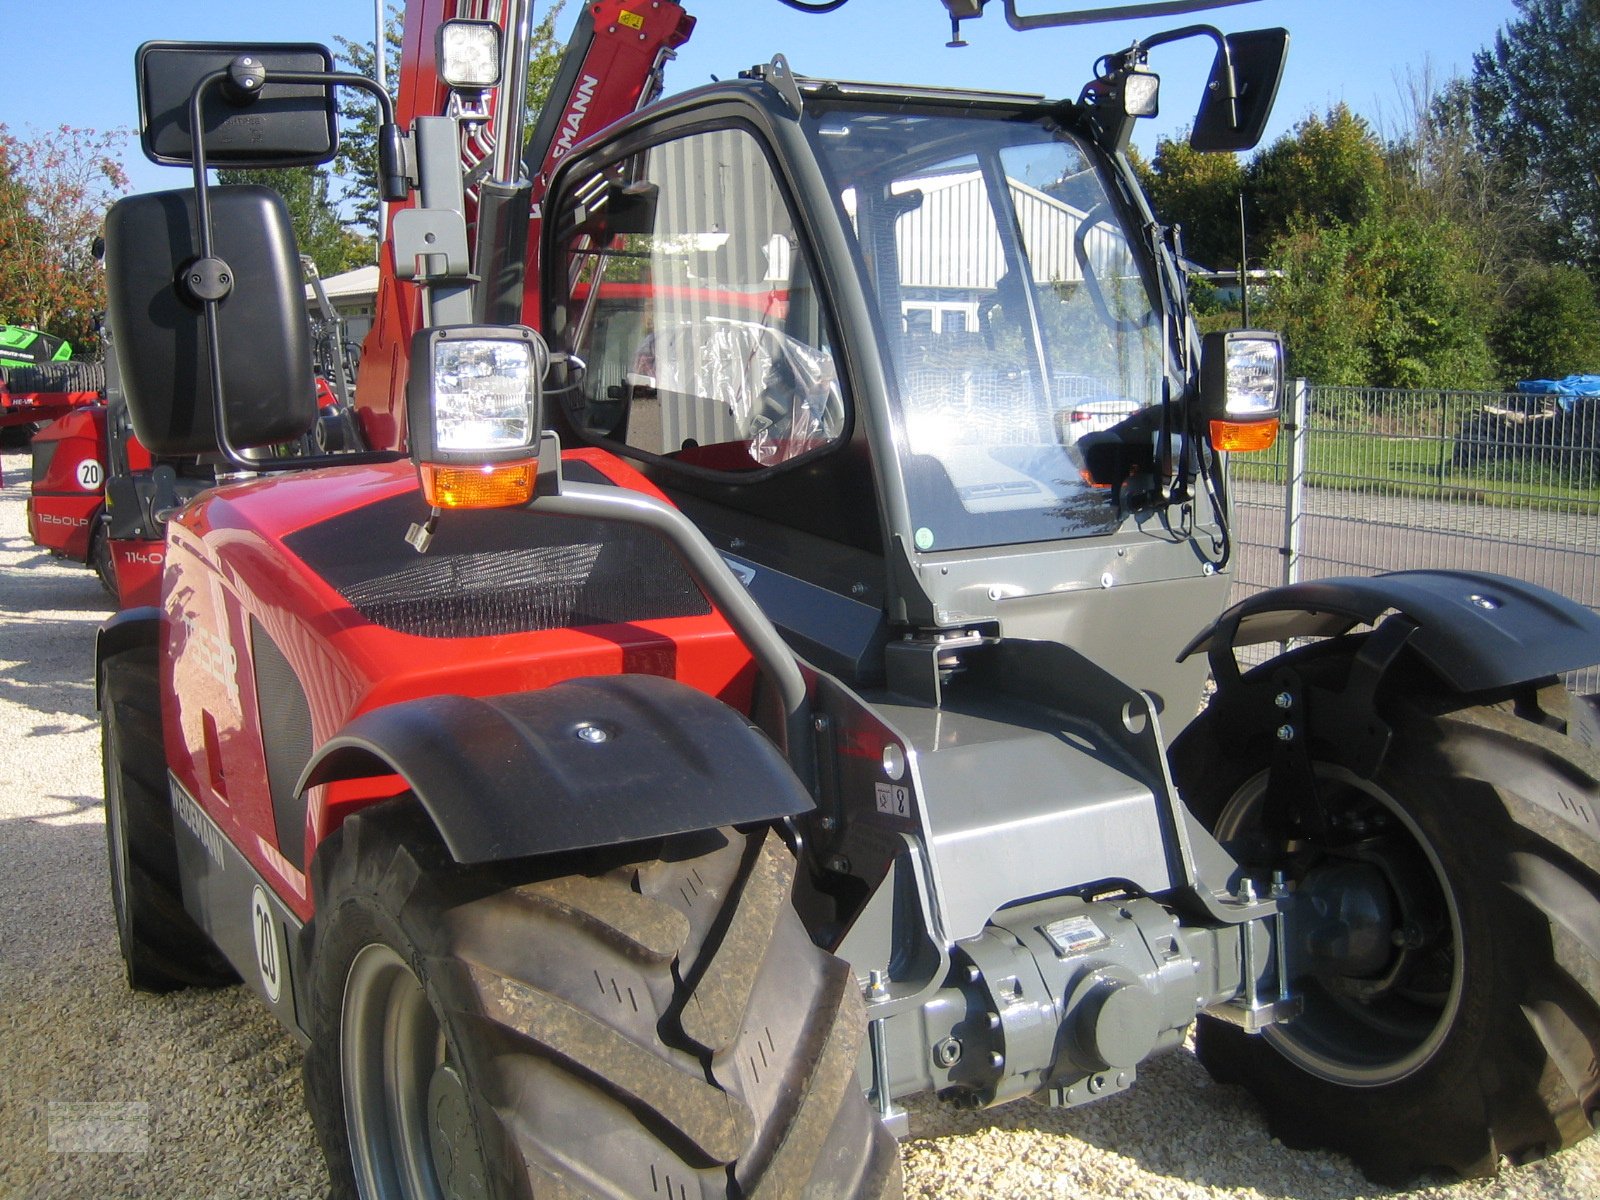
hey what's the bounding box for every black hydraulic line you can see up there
[774,0,854,12]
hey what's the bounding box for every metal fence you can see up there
[1229,381,1600,692]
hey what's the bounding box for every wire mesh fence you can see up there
[1228,381,1600,693]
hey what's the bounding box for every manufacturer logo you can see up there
[551,74,600,161]
[172,783,226,869]
[76,460,103,490]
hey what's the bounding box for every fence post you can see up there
[1281,377,1309,590]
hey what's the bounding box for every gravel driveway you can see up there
[2,448,1598,1199]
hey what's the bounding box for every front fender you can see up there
[297,674,814,865]
[1180,570,1600,693]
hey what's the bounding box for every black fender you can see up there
[1180,570,1600,693]
[94,606,162,703]
[296,673,815,865]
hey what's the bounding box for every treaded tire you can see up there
[303,799,903,1200]
[89,514,117,599]
[100,646,239,992]
[1173,649,1600,1183]
[6,360,105,395]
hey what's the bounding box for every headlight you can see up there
[436,20,502,90]
[1201,329,1283,453]
[407,325,548,508]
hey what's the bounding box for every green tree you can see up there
[216,166,373,277]
[1141,136,1244,269]
[1491,263,1600,382]
[1470,0,1600,274]
[1259,212,1496,390]
[1246,105,1386,248]
[0,125,127,353]
[334,1,569,237]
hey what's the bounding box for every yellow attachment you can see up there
[1210,418,1279,453]
[419,460,537,509]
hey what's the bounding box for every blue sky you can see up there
[1,1,1523,195]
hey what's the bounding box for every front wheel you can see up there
[1173,652,1600,1183]
[304,799,902,1200]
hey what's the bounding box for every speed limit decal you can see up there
[75,460,103,490]
[251,886,283,1003]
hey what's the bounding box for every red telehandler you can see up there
[95,2,1600,1197]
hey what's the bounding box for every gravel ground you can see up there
[2,446,1599,1199]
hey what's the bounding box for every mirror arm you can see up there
[184,67,409,475]
[1133,25,1237,127]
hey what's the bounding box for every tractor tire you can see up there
[100,646,239,992]
[303,798,902,1200]
[89,516,117,599]
[1172,648,1600,1184]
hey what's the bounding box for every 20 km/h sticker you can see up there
[75,460,103,490]
[251,886,283,1004]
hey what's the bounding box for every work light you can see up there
[436,20,502,90]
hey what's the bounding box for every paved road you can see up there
[1230,479,1600,614]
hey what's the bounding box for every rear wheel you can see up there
[89,515,116,598]
[1174,650,1600,1183]
[100,646,238,992]
[304,799,902,1200]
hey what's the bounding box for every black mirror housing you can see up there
[137,41,338,168]
[104,186,318,456]
[1191,28,1288,153]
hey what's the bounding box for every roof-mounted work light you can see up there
[437,19,502,89]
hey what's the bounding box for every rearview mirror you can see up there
[137,41,338,168]
[1191,28,1289,153]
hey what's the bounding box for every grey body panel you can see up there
[1183,570,1600,692]
[170,774,309,1043]
[297,674,815,865]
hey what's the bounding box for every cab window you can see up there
[554,126,847,475]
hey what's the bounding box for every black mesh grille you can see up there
[31,437,58,483]
[252,618,314,871]
[283,480,712,640]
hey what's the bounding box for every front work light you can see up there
[437,19,502,89]
[407,325,548,508]
[1200,329,1283,452]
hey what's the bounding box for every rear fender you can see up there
[297,673,815,865]
[95,606,162,702]
[1180,571,1600,784]
[1182,570,1600,694]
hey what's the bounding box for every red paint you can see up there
[161,450,757,921]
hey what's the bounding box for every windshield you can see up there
[809,105,1169,551]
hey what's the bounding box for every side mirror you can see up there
[104,186,318,456]
[1199,329,1283,452]
[406,325,549,509]
[136,41,338,167]
[1190,28,1289,153]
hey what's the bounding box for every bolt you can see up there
[933,1037,963,1068]
[988,1052,1004,1072]
[851,582,868,597]
[575,725,608,744]
[1276,724,1295,742]
[867,970,888,1000]
[1274,691,1293,710]
[1087,1074,1108,1093]
[964,963,981,984]
[1236,877,1258,903]
[985,1011,1000,1031]
[818,816,838,832]
[812,714,829,734]
[826,855,851,874]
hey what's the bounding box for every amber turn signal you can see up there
[1209,418,1279,453]
[419,460,537,508]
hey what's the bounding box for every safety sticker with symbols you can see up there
[874,782,912,819]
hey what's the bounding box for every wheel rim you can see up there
[342,944,489,1200]
[1215,763,1465,1086]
